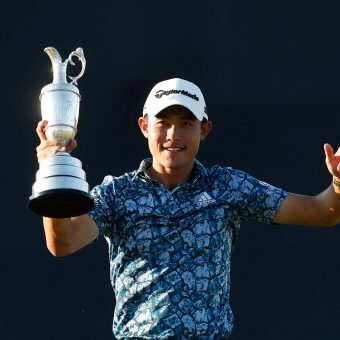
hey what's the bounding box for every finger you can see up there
[37,145,67,155]
[324,143,334,164]
[37,146,67,162]
[335,146,340,157]
[65,139,77,153]
[36,140,66,152]
[36,120,48,142]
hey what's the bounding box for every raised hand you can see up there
[324,143,340,180]
[36,120,77,163]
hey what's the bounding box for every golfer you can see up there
[36,78,340,339]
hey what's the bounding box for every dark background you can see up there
[2,0,340,339]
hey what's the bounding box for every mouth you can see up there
[162,146,185,152]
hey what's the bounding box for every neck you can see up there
[147,161,195,190]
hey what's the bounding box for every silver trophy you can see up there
[28,47,93,218]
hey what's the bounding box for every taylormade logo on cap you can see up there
[155,89,200,101]
[143,78,208,121]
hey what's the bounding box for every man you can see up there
[36,78,340,339]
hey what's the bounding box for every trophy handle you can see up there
[66,47,86,85]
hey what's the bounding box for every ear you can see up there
[138,116,148,138]
[200,120,213,141]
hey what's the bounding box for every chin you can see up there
[162,157,192,170]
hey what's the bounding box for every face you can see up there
[138,105,212,173]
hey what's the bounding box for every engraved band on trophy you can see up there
[28,47,94,218]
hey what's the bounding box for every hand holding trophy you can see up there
[28,47,93,218]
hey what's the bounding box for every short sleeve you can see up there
[87,175,115,240]
[226,169,289,223]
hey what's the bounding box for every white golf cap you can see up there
[143,78,208,121]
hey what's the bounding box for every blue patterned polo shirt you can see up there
[87,159,288,339]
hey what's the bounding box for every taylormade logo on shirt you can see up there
[155,89,200,101]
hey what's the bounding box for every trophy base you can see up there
[28,189,94,218]
[29,153,93,218]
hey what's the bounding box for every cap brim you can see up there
[145,99,204,121]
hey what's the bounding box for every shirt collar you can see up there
[132,158,153,182]
[132,158,208,183]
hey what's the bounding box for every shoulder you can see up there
[207,164,251,183]
[91,169,138,194]
[206,164,278,194]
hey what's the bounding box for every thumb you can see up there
[324,143,334,164]
[36,120,48,142]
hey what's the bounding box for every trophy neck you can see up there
[52,62,68,84]
[44,46,86,87]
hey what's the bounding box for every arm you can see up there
[36,120,99,256]
[273,143,340,227]
[43,215,99,257]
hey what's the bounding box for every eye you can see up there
[183,121,193,127]
[156,120,169,126]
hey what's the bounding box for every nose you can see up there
[166,124,181,142]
